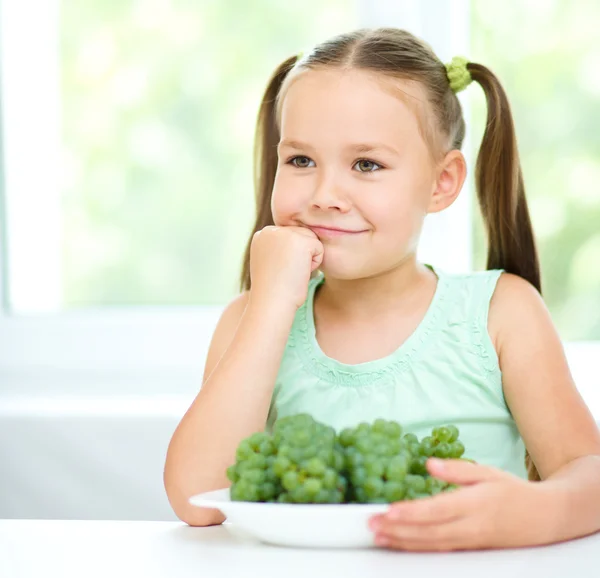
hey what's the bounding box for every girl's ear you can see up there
[427,149,467,214]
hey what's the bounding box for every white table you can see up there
[1,520,599,578]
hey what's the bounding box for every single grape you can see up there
[405,474,427,494]
[354,487,367,503]
[364,457,385,478]
[290,486,311,503]
[384,421,402,438]
[385,455,409,482]
[236,440,254,461]
[260,482,278,501]
[436,426,452,443]
[240,468,266,485]
[410,455,429,476]
[226,464,239,483]
[292,429,311,447]
[449,441,465,458]
[403,433,419,445]
[339,428,355,447]
[322,468,338,490]
[356,437,372,454]
[384,481,406,502]
[364,477,384,499]
[273,456,291,477]
[388,438,402,454]
[304,478,322,496]
[246,453,267,470]
[405,488,417,501]
[424,476,446,494]
[236,480,260,502]
[288,447,304,463]
[372,418,388,434]
[346,449,363,469]
[305,457,326,477]
[313,489,332,503]
[419,436,436,457]
[447,425,460,443]
[316,448,332,465]
[351,467,367,488]
[356,422,371,435]
[331,490,344,503]
[434,442,452,459]
[376,442,393,457]
[282,471,299,491]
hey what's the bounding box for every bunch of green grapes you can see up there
[227,415,469,504]
[339,420,465,503]
[228,414,347,504]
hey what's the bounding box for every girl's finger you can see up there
[383,485,473,524]
[375,518,483,551]
[376,534,464,552]
[426,458,508,485]
[374,516,465,543]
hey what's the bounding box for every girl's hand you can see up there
[249,225,324,311]
[369,458,559,551]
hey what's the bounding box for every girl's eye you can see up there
[354,159,382,173]
[289,156,315,168]
[288,156,382,172]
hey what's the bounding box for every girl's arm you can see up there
[163,292,297,526]
[490,273,600,541]
[371,273,600,551]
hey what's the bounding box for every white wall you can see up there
[0,394,190,521]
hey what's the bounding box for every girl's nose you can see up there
[310,181,351,212]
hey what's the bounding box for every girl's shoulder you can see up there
[439,268,544,367]
[487,272,547,357]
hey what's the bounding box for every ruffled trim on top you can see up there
[291,266,452,387]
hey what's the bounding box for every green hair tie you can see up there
[445,56,472,93]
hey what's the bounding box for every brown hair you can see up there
[240,28,541,481]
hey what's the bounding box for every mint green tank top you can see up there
[267,264,528,479]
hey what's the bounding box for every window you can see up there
[2,0,357,312]
[0,0,597,416]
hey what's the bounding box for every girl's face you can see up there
[272,68,440,280]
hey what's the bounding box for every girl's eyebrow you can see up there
[278,139,399,156]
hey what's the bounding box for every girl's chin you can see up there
[317,258,370,281]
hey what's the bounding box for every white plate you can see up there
[189,488,390,548]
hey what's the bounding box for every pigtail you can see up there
[239,55,300,291]
[468,63,542,481]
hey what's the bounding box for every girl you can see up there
[164,28,600,551]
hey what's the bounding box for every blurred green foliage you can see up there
[61,0,355,306]
[471,0,600,340]
[60,1,598,340]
